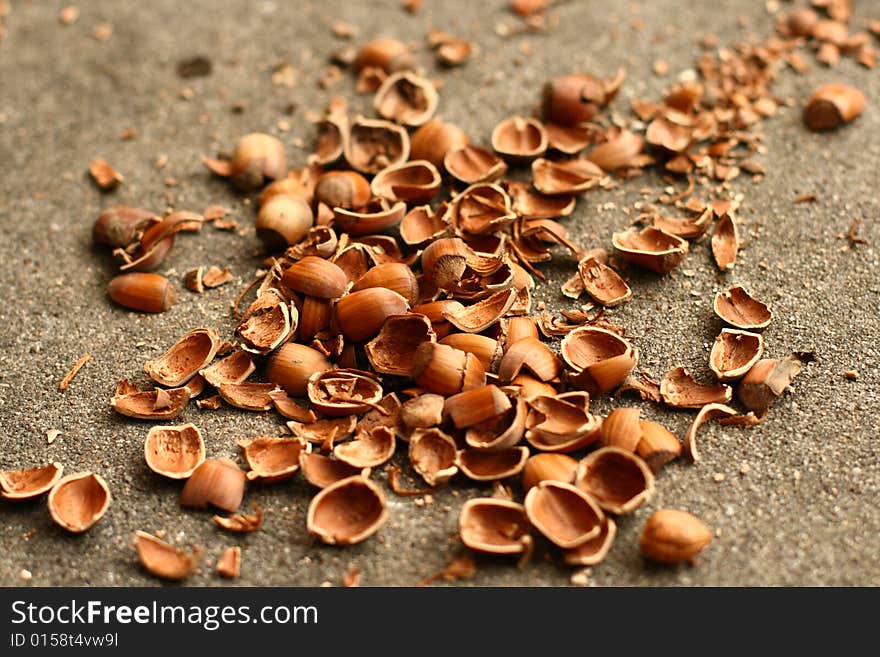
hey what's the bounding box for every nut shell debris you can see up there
[135,530,202,581]
[307,475,388,545]
[458,498,532,556]
[144,423,206,480]
[0,462,64,501]
[180,458,246,513]
[524,480,605,549]
[713,286,772,330]
[145,328,222,387]
[575,447,654,515]
[47,472,111,533]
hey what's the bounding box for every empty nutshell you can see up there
[334,426,397,469]
[216,546,241,579]
[713,285,772,331]
[612,226,689,274]
[0,462,64,501]
[660,366,732,408]
[213,503,264,533]
[640,509,712,564]
[135,530,202,581]
[709,329,764,382]
[408,428,459,486]
[561,326,638,395]
[524,480,605,549]
[110,379,191,421]
[457,446,529,482]
[306,475,388,545]
[458,498,532,556]
[145,327,222,387]
[491,116,548,161]
[144,423,206,479]
[299,452,368,489]
[236,288,296,355]
[47,472,111,533]
[563,516,617,567]
[374,71,439,127]
[238,436,309,483]
[575,447,655,515]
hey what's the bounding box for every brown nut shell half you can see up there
[449,183,516,235]
[465,396,526,451]
[524,480,605,549]
[333,200,407,236]
[371,159,441,203]
[400,204,452,247]
[144,423,206,480]
[660,366,732,408]
[444,145,508,185]
[709,329,764,382]
[531,157,603,195]
[640,509,712,564]
[265,343,332,397]
[563,516,617,566]
[307,369,383,416]
[711,214,739,272]
[217,382,279,411]
[47,472,111,533]
[374,71,439,127]
[238,436,309,483]
[335,426,396,469]
[135,531,202,581]
[652,208,712,240]
[354,38,414,73]
[491,116,548,161]
[612,226,689,274]
[110,381,190,421]
[288,416,356,446]
[561,327,638,395]
[400,393,445,430]
[299,452,368,489]
[410,118,469,168]
[0,462,64,501]
[636,421,682,473]
[180,458,246,513]
[587,130,646,171]
[409,428,459,486]
[442,288,517,334]
[600,407,642,453]
[202,132,287,191]
[506,181,575,220]
[804,83,866,131]
[737,354,806,415]
[200,350,255,388]
[365,313,436,376]
[683,403,738,462]
[498,336,561,383]
[546,122,594,155]
[236,289,295,355]
[145,328,222,387]
[578,255,631,307]
[108,272,178,313]
[575,447,655,515]
[525,394,601,453]
[307,475,388,545]
[457,446,529,482]
[459,498,532,556]
[713,286,772,330]
[344,117,410,174]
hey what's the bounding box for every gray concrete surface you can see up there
[0,0,878,587]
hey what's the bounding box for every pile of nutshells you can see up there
[9,0,866,581]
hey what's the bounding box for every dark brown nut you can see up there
[107,272,178,313]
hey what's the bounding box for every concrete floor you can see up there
[0,0,878,587]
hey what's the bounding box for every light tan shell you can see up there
[587,130,646,171]
[110,380,191,421]
[344,116,411,174]
[612,226,689,274]
[365,313,436,376]
[600,407,641,452]
[47,472,111,533]
[334,426,396,469]
[238,436,309,482]
[371,159,441,203]
[236,288,295,355]
[525,393,601,453]
[709,329,764,382]
[307,369,383,416]
[660,366,732,408]
[299,452,369,489]
[713,286,772,330]
[652,208,712,239]
[575,447,655,515]
[135,531,202,581]
[563,516,618,566]
[287,416,357,445]
[531,157,603,195]
[491,116,548,161]
[374,71,439,127]
[507,181,575,220]
[464,396,526,451]
[524,480,605,549]
[218,382,280,411]
[546,122,594,155]
[521,453,578,492]
[307,475,388,545]
[409,428,459,486]
[216,546,241,579]
[498,336,561,383]
[0,462,64,501]
[449,183,515,235]
[458,498,532,555]
[444,145,508,185]
[145,328,222,387]
[561,327,638,395]
[200,350,255,388]
[333,200,407,236]
[180,458,246,513]
[577,255,631,307]
[683,403,738,462]
[399,204,452,247]
[144,423,206,479]
[213,503,264,533]
[737,354,806,415]
[456,446,529,482]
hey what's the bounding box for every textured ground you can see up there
[0,0,878,587]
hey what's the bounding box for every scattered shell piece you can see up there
[218,382,279,411]
[300,452,369,489]
[737,354,808,415]
[524,393,600,452]
[587,130,646,171]
[561,327,638,395]
[711,214,739,271]
[371,159,441,203]
[660,366,732,408]
[575,447,654,515]
[578,255,631,307]
[365,313,436,376]
[238,436,308,482]
[640,509,712,564]
[458,498,532,556]
[400,393,445,429]
[180,458,246,512]
[709,329,764,382]
[417,554,476,587]
[409,428,459,486]
[498,336,560,382]
[236,289,295,355]
[636,421,682,472]
[524,480,605,549]
[491,116,548,161]
[531,158,603,195]
[334,426,396,469]
[89,158,123,190]
[200,350,255,388]
[288,416,357,445]
[804,83,866,131]
[268,390,317,423]
[563,516,617,566]
[713,286,772,330]
[135,531,202,580]
[47,472,111,533]
[444,145,508,185]
[464,396,526,451]
[457,446,529,482]
[58,352,91,392]
[683,403,738,462]
[213,503,264,533]
[345,116,410,174]
[216,546,241,579]
[0,463,64,501]
[307,475,388,545]
[612,226,689,274]
[374,71,439,126]
[449,183,516,235]
[145,328,221,387]
[308,369,384,416]
[144,423,206,480]
[507,181,575,219]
